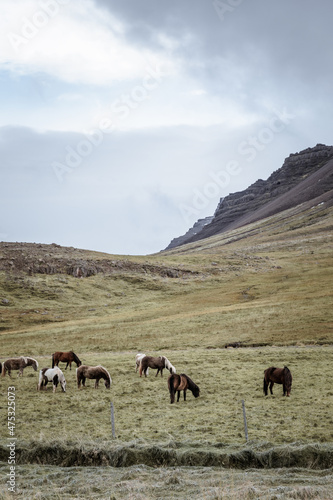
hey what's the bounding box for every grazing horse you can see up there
[76,365,112,389]
[1,356,38,377]
[139,355,176,377]
[263,366,292,397]
[52,351,82,370]
[37,367,66,392]
[168,373,200,404]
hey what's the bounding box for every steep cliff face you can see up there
[166,144,333,249]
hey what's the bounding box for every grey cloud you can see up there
[94,0,333,98]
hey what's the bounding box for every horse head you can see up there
[59,375,66,392]
[192,385,200,398]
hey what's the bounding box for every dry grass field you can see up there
[0,200,332,498]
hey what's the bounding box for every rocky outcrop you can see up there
[165,216,213,250]
[0,242,197,279]
[166,144,333,248]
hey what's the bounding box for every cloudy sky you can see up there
[0,0,332,255]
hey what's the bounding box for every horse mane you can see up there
[72,351,81,364]
[181,373,200,396]
[26,357,38,367]
[97,365,112,382]
[163,356,176,373]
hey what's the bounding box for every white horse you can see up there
[135,353,148,374]
[37,367,66,392]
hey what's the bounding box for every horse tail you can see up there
[76,367,81,387]
[52,353,55,368]
[263,376,268,395]
[139,357,146,377]
[37,369,43,390]
[168,374,177,404]
[283,366,292,392]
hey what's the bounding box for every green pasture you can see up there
[1,346,332,445]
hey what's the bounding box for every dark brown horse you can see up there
[76,365,112,389]
[168,373,200,404]
[139,355,176,377]
[52,351,81,370]
[263,366,292,397]
[1,356,38,377]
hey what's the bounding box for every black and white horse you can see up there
[37,367,66,392]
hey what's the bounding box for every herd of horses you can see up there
[0,352,111,393]
[134,353,292,403]
[0,351,292,401]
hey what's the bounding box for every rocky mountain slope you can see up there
[166,144,333,249]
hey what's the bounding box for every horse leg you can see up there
[269,382,274,395]
[160,368,163,377]
[177,390,181,402]
[69,361,72,370]
[155,368,159,377]
[65,362,69,370]
[183,389,187,401]
[95,378,99,389]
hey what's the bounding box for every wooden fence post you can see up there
[110,402,116,438]
[241,399,248,441]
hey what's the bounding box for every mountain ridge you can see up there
[166,143,333,249]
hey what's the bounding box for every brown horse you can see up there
[52,351,82,370]
[263,366,292,397]
[168,373,200,404]
[139,355,176,377]
[76,365,112,389]
[1,356,38,377]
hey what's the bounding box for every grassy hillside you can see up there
[0,199,332,498]
[1,199,332,353]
